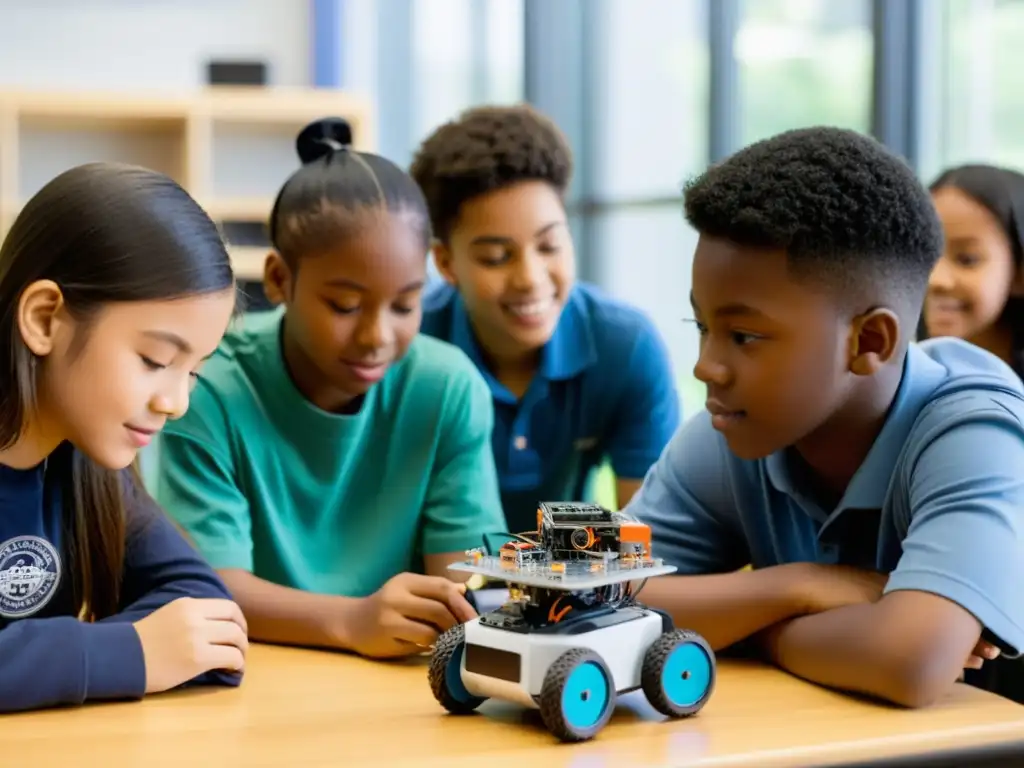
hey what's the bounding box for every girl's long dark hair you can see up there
[924,164,1024,378]
[0,162,234,620]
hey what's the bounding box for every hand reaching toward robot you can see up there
[345,573,478,659]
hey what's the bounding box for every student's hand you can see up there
[791,562,890,615]
[344,573,478,659]
[132,597,249,694]
[956,639,1001,681]
[964,638,1001,672]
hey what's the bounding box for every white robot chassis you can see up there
[428,545,717,743]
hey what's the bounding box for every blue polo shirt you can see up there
[625,337,1024,658]
[420,281,680,533]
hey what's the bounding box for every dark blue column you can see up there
[872,0,935,171]
[311,0,344,87]
[523,0,596,279]
[708,0,741,162]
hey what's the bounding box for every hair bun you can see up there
[296,118,353,165]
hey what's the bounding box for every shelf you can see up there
[201,197,274,223]
[8,91,193,123]
[0,86,373,282]
[18,119,187,201]
[0,87,375,140]
[228,245,269,282]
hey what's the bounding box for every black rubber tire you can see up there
[641,629,716,718]
[538,648,616,742]
[428,624,486,715]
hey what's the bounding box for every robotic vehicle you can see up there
[428,502,716,743]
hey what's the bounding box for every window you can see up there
[411,0,524,150]
[411,0,475,145]
[737,0,874,147]
[351,0,524,166]
[582,0,710,420]
[482,0,526,106]
[931,0,1024,177]
[591,206,705,418]
[589,0,709,201]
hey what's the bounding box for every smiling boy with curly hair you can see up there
[411,105,680,532]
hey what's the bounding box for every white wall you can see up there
[0,0,310,90]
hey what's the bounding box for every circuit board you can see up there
[449,554,677,590]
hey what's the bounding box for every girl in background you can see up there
[925,162,1024,703]
[925,163,1024,378]
[0,162,247,712]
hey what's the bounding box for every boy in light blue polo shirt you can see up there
[410,105,680,533]
[626,126,1024,708]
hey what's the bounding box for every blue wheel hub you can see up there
[445,646,474,703]
[561,661,609,730]
[662,642,712,708]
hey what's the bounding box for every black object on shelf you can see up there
[220,221,268,247]
[206,60,268,86]
[204,57,271,315]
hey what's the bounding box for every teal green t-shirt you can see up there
[151,310,506,598]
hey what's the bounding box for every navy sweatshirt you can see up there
[0,445,242,712]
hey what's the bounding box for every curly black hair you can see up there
[409,104,573,242]
[684,126,943,312]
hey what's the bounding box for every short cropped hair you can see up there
[683,126,943,312]
[409,104,573,242]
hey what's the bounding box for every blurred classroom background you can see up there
[0,0,1020,422]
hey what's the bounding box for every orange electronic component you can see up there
[501,541,533,553]
[570,526,596,550]
[551,562,565,573]
[619,522,651,553]
[499,542,518,568]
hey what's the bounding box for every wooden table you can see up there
[3,643,1024,767]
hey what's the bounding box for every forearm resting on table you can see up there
[638,564,809,651]
[217,569,361,651]
[762,595,979,708]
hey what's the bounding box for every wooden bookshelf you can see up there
[0,87,375,281]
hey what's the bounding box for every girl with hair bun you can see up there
[154,118,505,659]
